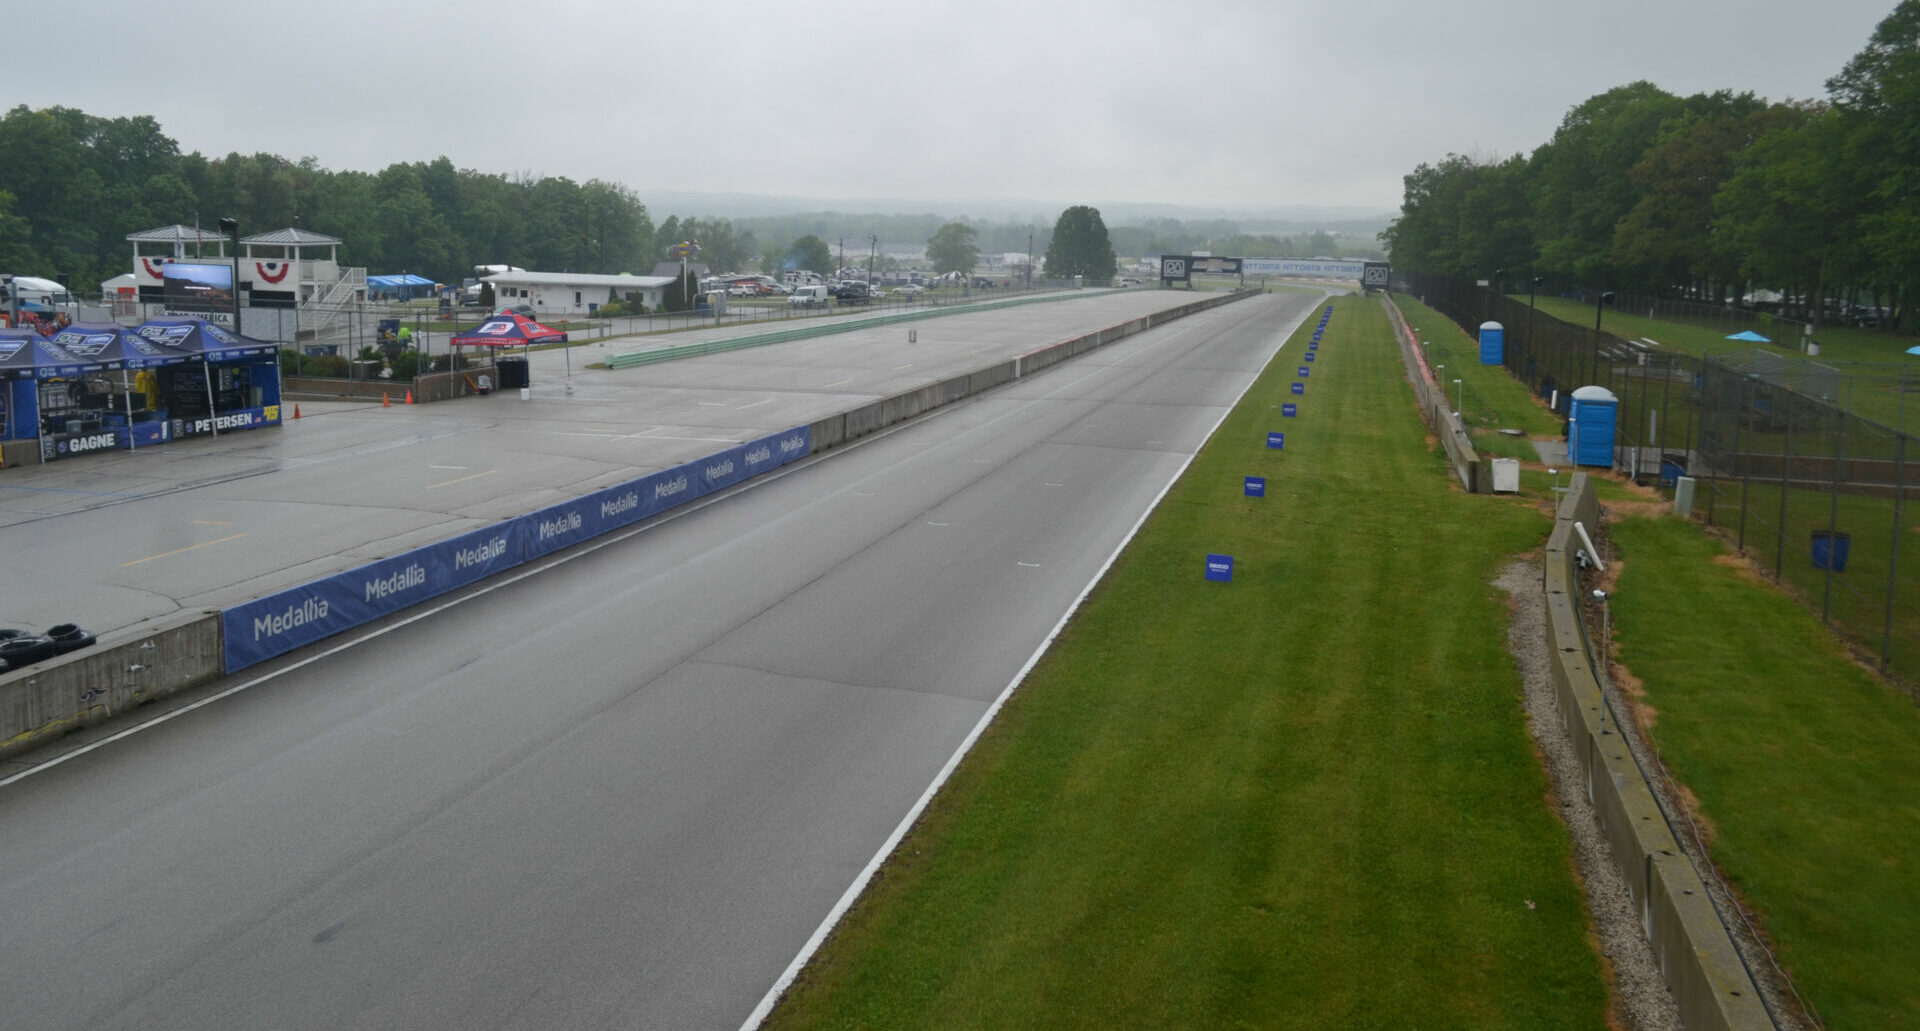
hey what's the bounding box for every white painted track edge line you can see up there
[736,296,1311,1030]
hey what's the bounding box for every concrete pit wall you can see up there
[813,290,1255,454]
[1,613,225,760]
[1545,474,1772,1031]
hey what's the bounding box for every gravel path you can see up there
[1496,560,1683,1031]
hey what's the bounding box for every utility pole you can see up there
[868,235,877,286]
[838,237,845,276]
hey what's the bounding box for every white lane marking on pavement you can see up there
[736,399,773,410]
[1017,562,1040,568]
[737,293,1316,1031]
[425,468,500,490]
[892,363,913,370]
[696,401,730,407]
[122,532,248,567]
[1043,482,1064,487]
[926,521,949,527]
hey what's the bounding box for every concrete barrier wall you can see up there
[1380,295,1485,493]
[817,290,1258,455]
[1,612,225,760]
[283,365,494,404]
[1545,475,1772,1031]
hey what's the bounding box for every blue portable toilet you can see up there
[1567,385,1619,467]
[1479,321,1504,365]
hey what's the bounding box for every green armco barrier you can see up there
[605,289,1128,370]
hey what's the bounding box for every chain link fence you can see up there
[1397,271,1919,689]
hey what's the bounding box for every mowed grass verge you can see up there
[1608,516,1920,1029]
[767,296,1607,1029]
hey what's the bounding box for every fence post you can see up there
[1824,404,1846,621]
[1886,431,1907,668]
[1777,390,1794,578]
[1737,373,1753,552]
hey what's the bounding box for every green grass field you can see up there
[1695,477,1920,683]
[1393,295,1564,467]
[1608,516,1920,1029]
[1524,296,1920,434]
[766,296,1608,1029]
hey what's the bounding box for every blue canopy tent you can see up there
[132,318,285,440]
[367,273,438,301]
[2,326,198,460]
[50,323,198,451]
[1726,330,1773,343]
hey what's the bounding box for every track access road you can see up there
[0,292,1317,1030]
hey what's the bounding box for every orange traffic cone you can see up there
[383,392,391,407]
[292,404,301,419]
[405,390,414,405]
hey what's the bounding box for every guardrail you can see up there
[604,289,1128,370]
[1545,475,1772,1031]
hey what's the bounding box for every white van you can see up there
[788,284,830,308]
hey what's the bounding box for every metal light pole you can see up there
[1527,275,1544,381]
[1590,290,1615,388]
[1453,378,1464,416]
[218,217,241,336]
[1026,231,1033,289]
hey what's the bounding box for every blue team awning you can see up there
[367,274,438,289]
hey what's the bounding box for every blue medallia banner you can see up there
[1266,432,1285,449]
[1283,403,1298,417]
[220,424,814,673]
[1291,382,1305,395]
[1244,477,1265,497]
[221,520,524,673]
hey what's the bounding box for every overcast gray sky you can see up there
[13,0,1899,216]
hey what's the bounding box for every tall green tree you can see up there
[926,221,980,275]
[1042,205,1116,282]
[1828,0,1920,331]
[788,234,832,275]
[1713,104,1851,330]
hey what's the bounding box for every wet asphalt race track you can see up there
[0,291,1317,1029]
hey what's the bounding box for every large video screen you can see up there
[162,262,235,314]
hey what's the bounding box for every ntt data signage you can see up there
[1160,255,1242,283]
[221,424,813,672]
[1242,259,1367,279]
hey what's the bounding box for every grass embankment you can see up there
[769,297,1607,1029]
[1607,516,1920,1028]
[1393,294,1563,463]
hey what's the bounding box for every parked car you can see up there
[497,304,537,319]
[788,284,830,308]
[970,277,998,289]
[893,284,925,297]
[831,281,871,305]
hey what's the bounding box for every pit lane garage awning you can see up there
[132,318,280,361]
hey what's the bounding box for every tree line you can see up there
[1,102,1374,297]
[1382,1,1920,335]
